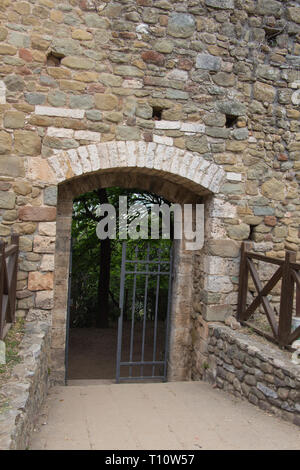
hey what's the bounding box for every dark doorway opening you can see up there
[66,187,173,382]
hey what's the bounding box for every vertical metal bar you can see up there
[129,245,138,378]
[152,246,161,377]
[116,241,127,383]
[65,237,73,385]
[163,244,174,381]
[141,243,150,377]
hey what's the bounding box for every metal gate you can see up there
[116,242,173,383]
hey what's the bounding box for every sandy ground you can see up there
[30,381,300,450]
[67,321,166,380]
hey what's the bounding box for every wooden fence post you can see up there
[278,250,296,346]
[10,233,19,324]
[237,241,251,322]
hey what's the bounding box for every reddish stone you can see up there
[28,272,53,291]
[87,84,106,94]
[143,132,153,142]
[278,153,288,161]
[264,216,277,226]
[79,0,96,10]
[19,206,56,222]
[19,49,33,62]
[119,32,136,40]
[178,58,193,71]
[18,66,32,76]
[137,0,152,5]
[141,51,165,66]
[126,116,136,126]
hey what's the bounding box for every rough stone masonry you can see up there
[0,0,299,383]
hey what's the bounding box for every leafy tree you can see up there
[70,187,172,328]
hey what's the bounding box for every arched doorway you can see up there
[37,140,226,384]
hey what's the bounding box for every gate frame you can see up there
[116,241,174,383]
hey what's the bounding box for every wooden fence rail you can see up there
[0,234,19,340]
[237,241,300,348]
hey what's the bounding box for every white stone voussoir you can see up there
[47,141,224,194]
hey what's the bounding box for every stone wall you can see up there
[0,0,299,379]
[0,321,50,450]
[192,317,300,427]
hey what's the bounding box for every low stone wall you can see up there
[192,316,300,427]
[0,321,50,450]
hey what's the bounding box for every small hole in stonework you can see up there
[249,225,256,241]
[152,107,163,121]
[47,51,64,67]
[264,27,281,47]
[225,114,238,128]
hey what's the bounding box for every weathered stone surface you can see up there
[25,93,46,105]
[4,74,25,91]
[70,94,94,109]
[61,56,94,70]
[217,100,246,116]
[227,223,250,240]
[116,126,141,141]
[154,40,174,54]
[44,186,57,206]
[141,51,165,66]
[14,131,41,156]
[196,53,221,71]
[94,94,118,110]
[186,135,209,153]
[261,178,285,201]
[205,0,234,8]
[98,73,122,87]
[4,111,25,129]
[0,131,12,155]
[167,13,196,38]
[19,206,56,222]
[0,191,15,209]
[0,321,50,450]
[28,272,53,291]
[287,7,300,24]
[48,91,67,107]
[136,103,153,119]
[257,0,282,16]
[208,240,240,258]
[253,82,276,103]
[13,181,31,196]
[114,65,144,77]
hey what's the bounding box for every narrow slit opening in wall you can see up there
[225,114,238,128]
[263,27,282,47]
[47,51,65,67]
[249,225,256,241]
[152,107,163,121]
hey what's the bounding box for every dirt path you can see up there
[30,381,300,450]
[67,322,165,380]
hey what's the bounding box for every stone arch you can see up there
[27,140,225,195]
[41,141,230,384]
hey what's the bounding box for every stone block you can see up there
[28,272,53,291]
[19,206,56,222]
[202,304,233,321]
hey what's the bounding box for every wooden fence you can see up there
[0,234,19,340]
[237,241,300,347]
